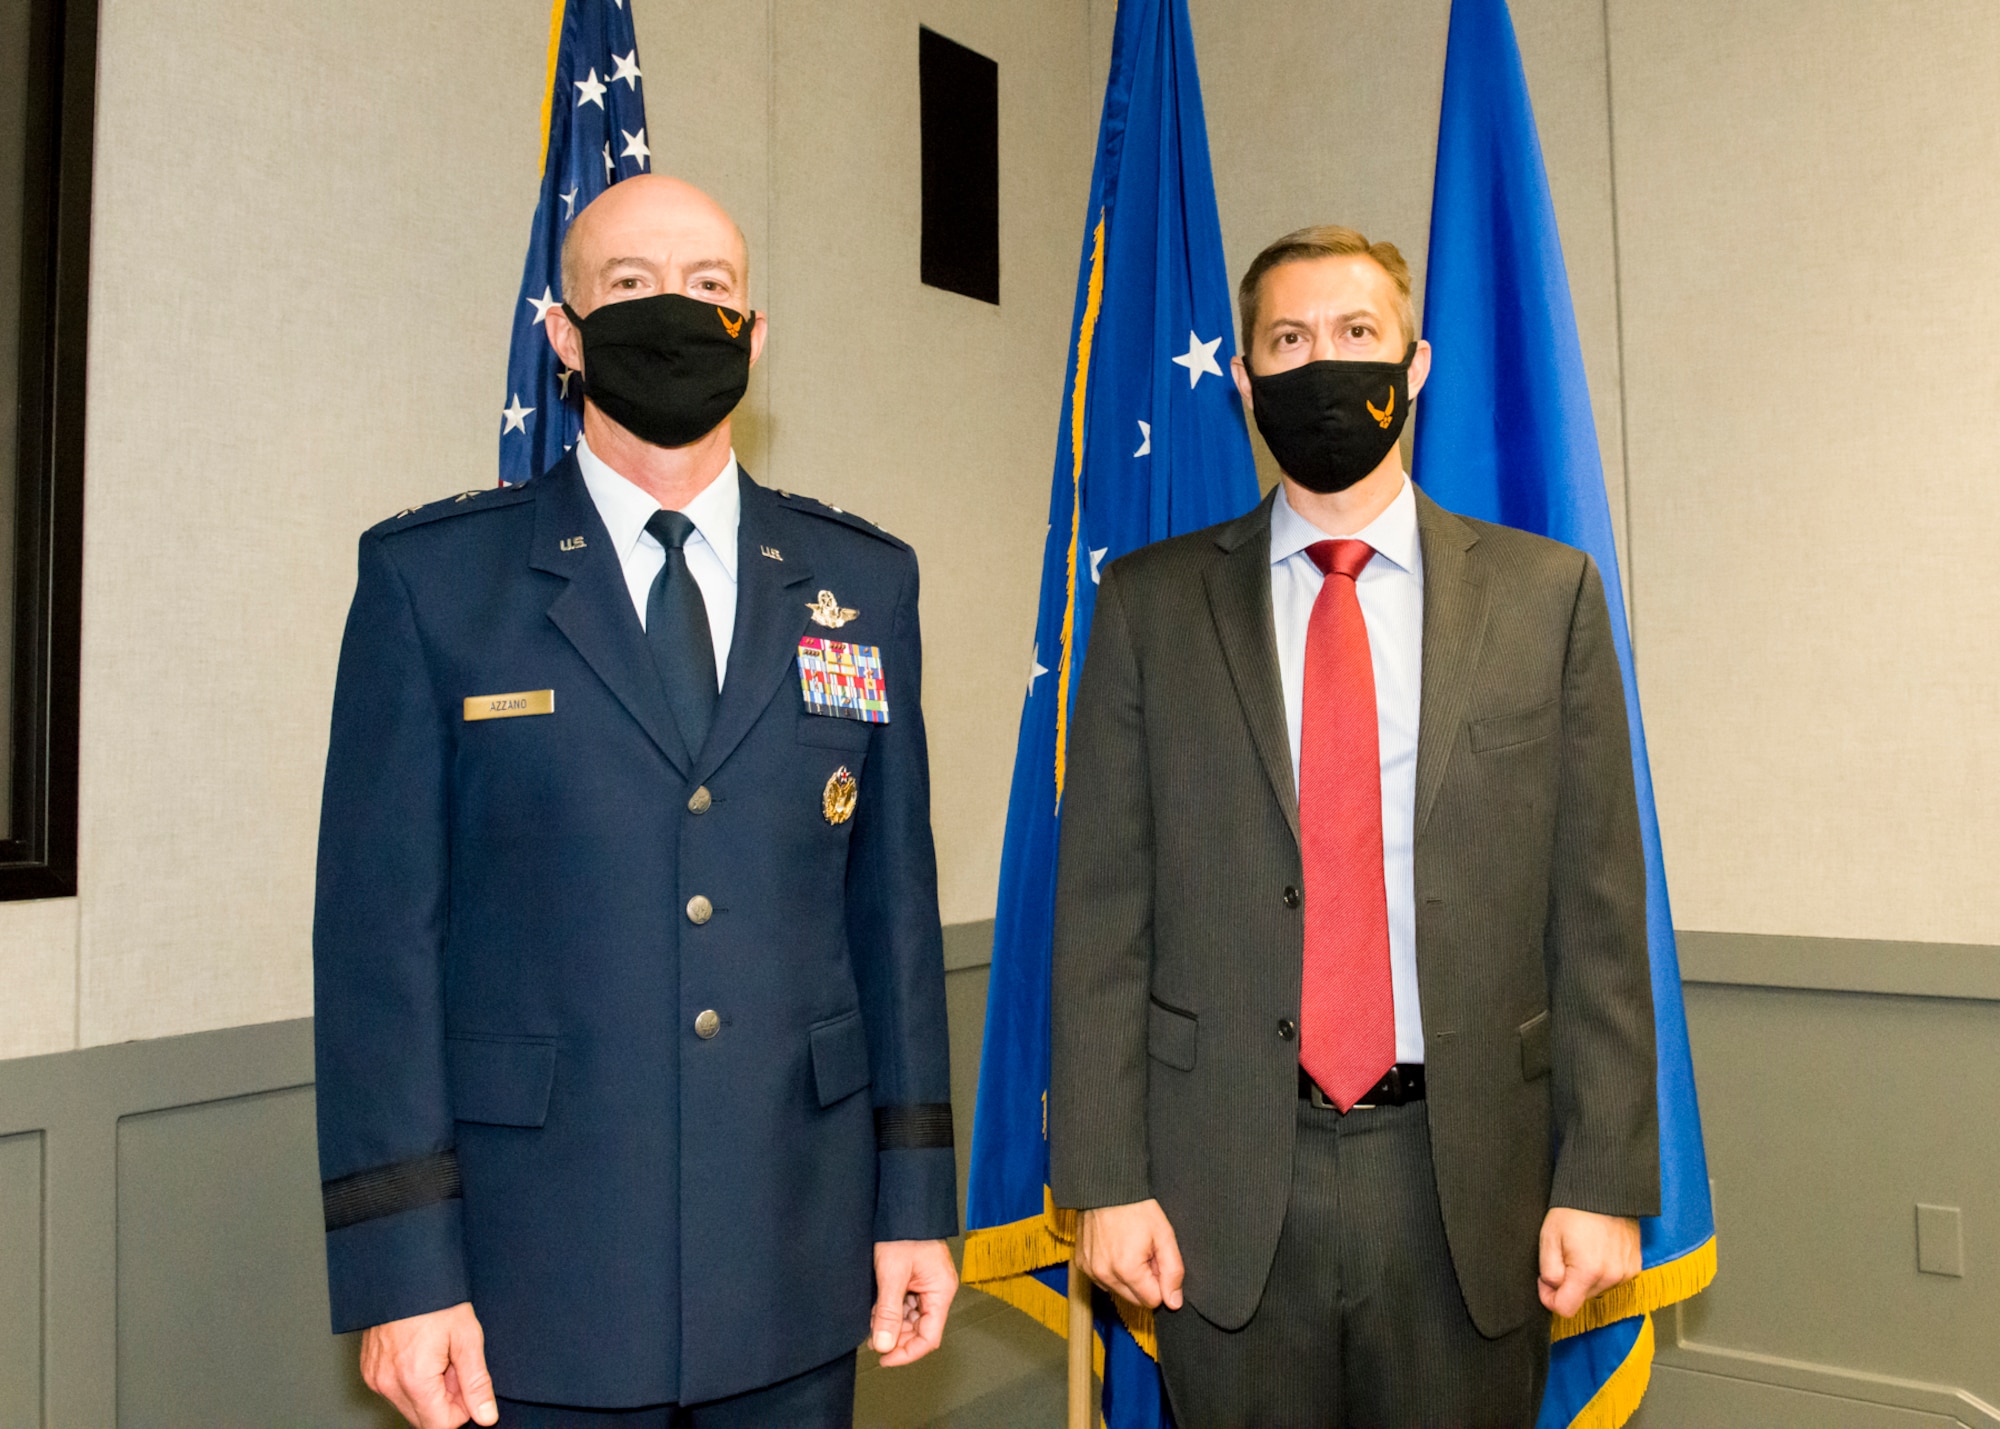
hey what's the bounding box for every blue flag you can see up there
[962,0,1257,1422]
[1413,1,1717,1423]
[499,0,651,486]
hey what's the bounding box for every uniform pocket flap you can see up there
[1147,1000,1198,1072]
[1518,1010,1553,1082]
[809,1010,873,1107]
[447,1035,557,1127]
[797,714,873,751]
[1470,699,1558,753]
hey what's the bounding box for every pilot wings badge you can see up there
[807,590,859,628]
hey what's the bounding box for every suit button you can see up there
[1277,1018,1296,1041]
[688,786,712,814]
[686,895,713,925]
[694,1009,720,1039]
[1282,886,1301,909]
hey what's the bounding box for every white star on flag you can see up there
[501,393,534,434]
[621,128,651,169]
[574,68,607,110]
[525,286,560,327]
[1134,420,1151,456]
[1171,331,1223,388]
[1028,644,1049,695]
[556,367,576,398]
[611,50,643,90]
[1090,548,1108,584]
[602,142,614,181]
[561,186,579,218]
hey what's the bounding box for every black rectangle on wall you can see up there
[919,26,999,305]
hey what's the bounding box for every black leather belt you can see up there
[1299,1063,1426,1111]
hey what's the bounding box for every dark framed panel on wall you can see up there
[2,0,95,899]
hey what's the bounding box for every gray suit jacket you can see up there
[1048,486,1659,1337]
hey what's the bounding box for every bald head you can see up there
[559,174,750,315]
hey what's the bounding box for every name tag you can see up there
[797,639,889,724]
[463,689,555,721]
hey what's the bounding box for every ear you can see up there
[1230,352,1254,412]
[546,304,585,374]
[1407,340,1433,401]
[749,310,769,368]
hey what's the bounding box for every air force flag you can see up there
[962,0,1259,1423]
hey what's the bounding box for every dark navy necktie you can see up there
[644,509,718,758]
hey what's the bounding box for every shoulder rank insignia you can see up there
[797,637,890,724]
[807,590,859,628]
[823,766,858,825]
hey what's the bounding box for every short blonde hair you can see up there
[1237,225,1415,352]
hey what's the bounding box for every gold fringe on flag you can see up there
[1552,1236,1716,1341]
[1567,1313,1654,1429]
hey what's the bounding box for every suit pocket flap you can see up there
[447,1036,557,1127]
[1518,1010,1553,1082]
[1147,1001,1198,1072]
[1470,699,1558,753]
[809,1011,872,1107]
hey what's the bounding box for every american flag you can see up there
[498,0,651,485]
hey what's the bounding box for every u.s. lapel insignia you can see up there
[559,535,587,551]
[808,590,859,627]
[760,544,783,561]
[823,766,858,825]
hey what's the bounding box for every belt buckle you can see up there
[1308,1084,1373,1112]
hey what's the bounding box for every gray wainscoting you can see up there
[3,924,1996,1427]
[1635,932,2000,1428]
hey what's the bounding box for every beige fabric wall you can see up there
[0,0,1090,1058]
[1611,0,2000,945]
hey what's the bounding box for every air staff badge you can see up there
[823,766,858,825]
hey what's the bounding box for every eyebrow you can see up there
[1265,308,1380,334]
[680,256,739,284]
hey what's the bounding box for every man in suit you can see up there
[314,174,958,1429]
[1049,226,1660,1425]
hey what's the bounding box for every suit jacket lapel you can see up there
[530,456,691,776]
[1203,492,1300,847]
[692,472,814,784]
[1412,487,1490,842]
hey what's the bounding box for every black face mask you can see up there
[563,293,754,448]
[1246,342,1416,494]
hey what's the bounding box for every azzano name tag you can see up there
[464,689,555,721]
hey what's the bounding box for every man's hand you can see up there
[871,1239,958,1367]
[1077,1200,1184,1311]
[359,1301,498,1429]
[1538,1209,1642,1319]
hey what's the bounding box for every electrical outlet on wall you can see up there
[1915,1203,1964,1278]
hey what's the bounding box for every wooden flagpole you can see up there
[1066,1253,1093,1429]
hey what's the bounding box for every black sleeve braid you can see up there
[873,1103,954,1151]
[321,1149,463,1232]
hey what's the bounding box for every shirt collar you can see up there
[1270,475,1421,577]
[575,436,741,581]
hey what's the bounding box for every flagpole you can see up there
[1066,1254,1092,1429]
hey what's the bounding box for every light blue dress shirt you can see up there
[1269,477,1426,1063]
[576,436,740,688]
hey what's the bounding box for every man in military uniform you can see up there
[314,174,958,1429]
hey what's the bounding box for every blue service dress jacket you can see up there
[312,454,957,1409]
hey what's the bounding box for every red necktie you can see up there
[1299,539,1395,1112]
